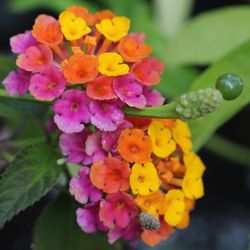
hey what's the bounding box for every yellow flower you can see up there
[98,52,129,76]
[59,11,91,40]
[182,152,206,199]
[148,120,176,158]
[96,16,130,42]
[135,191,165,217]
[164,189,186,226]
[130,162,160,196]
[171,119,192,153]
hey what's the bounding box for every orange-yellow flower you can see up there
[130,162,160,196]
[171,119,192,153]
[95,10,115,22]
[90,157,131,194]
[182,152,205,199]
[59,11,91,41]
[98,52,129,77]
[135,191,165,217]
[118,128,152,163]
[96,16,130,42]
[32,14,63,46]
[141,219,174,247]
[164,189,186,226]
[148,120,176,158]
[117,36,152,62]
[66,5,96,25]
[62,53,98,84]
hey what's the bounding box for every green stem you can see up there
[0,89,180,119]
[0,89,50,105]
[124,102,179,118]
[205,134,250,168]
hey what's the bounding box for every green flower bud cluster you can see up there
[176,87,224,120]
[138,212,160,231]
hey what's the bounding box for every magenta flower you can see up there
[10,30,38,54]
[77,203,107,234]
[69,167,102,204]
[16,44,53,72]
[2,68,31,96]
[99,192,138,229]
[59,130,92,164]
[85,132,107,163]
[143,87,165,107]
[101,120,132,153]
[108,220,141,246]
[90,100,124,132]
[29,65,66,101]
[113,74,146,109]
[53,90,91,134]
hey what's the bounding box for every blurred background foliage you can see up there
[0,0,250,250]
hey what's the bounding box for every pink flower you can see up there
[108,220,141,246]
[90,100,124,132]
[16,44,53,72]
[113,73,146,109]
[69,167,102,204]
[101,120,132,153]
[10,30,38,54]
[2,68,31,96]
[99,192,138,229]
[59,130,92,164]
[132,57,164,86]
[53,90,91,134]
[77,203,107,234]
[85,132,107,163]
[29,65,66,101]
[143,87,165,107]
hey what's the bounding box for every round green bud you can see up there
[216,73,243,100]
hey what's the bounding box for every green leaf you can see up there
[0,143,61,228]
[8,0,98,13]
[0,56,16,86]
[167,6,250,65]
[156,66,198,99]
[189,40,250,151]
[34,193,117,250]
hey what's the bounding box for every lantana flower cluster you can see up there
[3,5,206,247]
[68,117,205,247]
[3,6,164,133]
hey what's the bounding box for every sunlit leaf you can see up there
[189,40,250,150]
[167,6,250,65]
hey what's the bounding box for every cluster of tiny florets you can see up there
[3,5,206,247]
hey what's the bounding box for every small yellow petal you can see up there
[148,121,176,158]
[96,16,130,42]
[98,52,129,76]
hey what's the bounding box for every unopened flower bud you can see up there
[138,212,160,231]
[176,87,223,120]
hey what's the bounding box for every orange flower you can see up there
[132,57,164,86]
[95,10,115,22]
[90,157,131,194]
[154,118,176,129]
[135,191,165,217]
[66,5,96,25]
[62,53,98,84]
[126,117,152,130]
[141,218,174,247]
[118,128,152,163]
[32,14,63,46]
[117,36,152,62]
[86,76,116,100]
